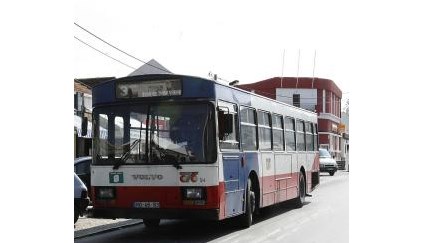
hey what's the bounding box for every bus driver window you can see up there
[217,102,239,150]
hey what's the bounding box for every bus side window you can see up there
[285,117,296,151]
[258,111,272,150]
[314,123,318,151]
[305,122,314,151]
[218,101,239,150]
[218,109,234,139]
[272,114,284,151]
[240,106,257,151]
[296,120,306,151]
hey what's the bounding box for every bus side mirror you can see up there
[81,117,88,136]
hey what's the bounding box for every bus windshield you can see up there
[92,103,216,165]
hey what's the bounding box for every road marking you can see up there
[215,233,240,243]
[250,229,281,243]
[267,228,281,237]
[276,232,289,241]
[298,217,311,225]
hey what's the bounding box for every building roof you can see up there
[128,59,172,76]
[237,77,342,98]
[74,82,91,94]
[74,77,115,89]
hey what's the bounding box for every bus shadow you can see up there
[254,200,311,224]
[114,201,311,242]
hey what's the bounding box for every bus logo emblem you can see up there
[109,172,124,183]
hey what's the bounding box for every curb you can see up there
[74,219,143,239]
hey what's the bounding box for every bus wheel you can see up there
[143,219,160,228]
[240,178,255,228]
[329,172,335,176]
[293,172,306,208]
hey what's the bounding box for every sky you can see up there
[73,0,361,108]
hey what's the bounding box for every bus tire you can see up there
[329,171,335,176]
[143,219,160,228]
[240,178,255,228]
[293,172,306,208]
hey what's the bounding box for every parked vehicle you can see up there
[74,173,90,223]
[74,156,92,196]
[319,148,338,176]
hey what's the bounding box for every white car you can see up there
[319,149,338,176]
[74,173,90,223]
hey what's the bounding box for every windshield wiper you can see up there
[172,156,183,170]
[150,145,183,170]
[113,139,141,170]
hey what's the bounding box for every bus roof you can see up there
[92,74,317,121]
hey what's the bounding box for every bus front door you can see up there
[222,153,244,217]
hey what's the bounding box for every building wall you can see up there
[237,77,344,161]
[275,88,317,112]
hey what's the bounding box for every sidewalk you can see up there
[74,208,143,239]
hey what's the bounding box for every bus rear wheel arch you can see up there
[239,173,259,228]
[292,169,306,208]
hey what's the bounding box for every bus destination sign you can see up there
[116,79,182,98]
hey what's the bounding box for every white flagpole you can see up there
[312,50,317,88]
[296,49,300,89]
[281,49,285,88]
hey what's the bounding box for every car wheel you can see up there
[329,172,335,176]
[293,172,306,208]
[74,206,79,224]
[143,219,160,228]
[240,178,255,228]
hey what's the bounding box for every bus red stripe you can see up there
[93,183,225,211]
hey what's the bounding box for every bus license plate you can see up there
[133,201,160,208]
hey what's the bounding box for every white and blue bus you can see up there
[91,74,320,228]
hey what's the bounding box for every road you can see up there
[75,171,349,243]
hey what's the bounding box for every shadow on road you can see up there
[77,200,312,243]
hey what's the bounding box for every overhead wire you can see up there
[74,36,137,70]
[74,22,172,74]
[74,22,349,101]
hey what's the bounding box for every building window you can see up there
[313,123,318,151]
[322,90,326,113]
[293,94,300,107]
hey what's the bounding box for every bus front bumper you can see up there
[92,208,220,220]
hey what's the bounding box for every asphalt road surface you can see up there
[76,171,349,243]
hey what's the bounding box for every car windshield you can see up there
[92,103,216,165]
[319,149,331,158]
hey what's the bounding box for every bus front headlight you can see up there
[96,187,116,199]
[182,187,205,200]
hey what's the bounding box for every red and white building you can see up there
[237,77,343,160]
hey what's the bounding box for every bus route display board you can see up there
[116,79,182,98]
